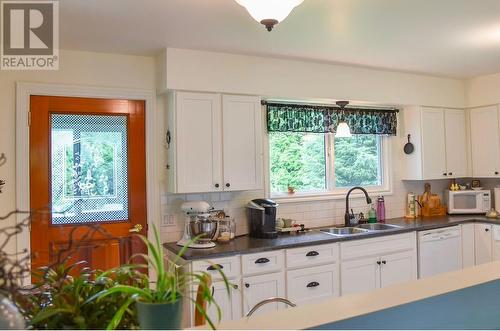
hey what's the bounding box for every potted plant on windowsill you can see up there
[88,227,229,330]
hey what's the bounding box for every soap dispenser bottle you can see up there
[368,204,377,223]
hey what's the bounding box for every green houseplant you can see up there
[88,227,230,330]
[19,261,147,329]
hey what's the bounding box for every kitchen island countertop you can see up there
[163,215,500,261]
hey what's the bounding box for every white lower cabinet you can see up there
[341,256,380,295]
[242,272,286,317]
[340,233,417,296]
[207,281,242,323]
[493,225,500,261]
[475,223,493,265]
[286,263,340,306]
[379,251,417,288]
[461,223,476,268]
[341,250,416,295]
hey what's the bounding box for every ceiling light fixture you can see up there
[235,0,304,31]
[335,101,352,138]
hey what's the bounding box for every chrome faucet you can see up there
[245,297,297,317]
[345,186,372,227]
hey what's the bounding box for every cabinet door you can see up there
[470,106,500,178]
[286,263,339,306]
[175,92,222,193]
[206,281,242,323]
[494,225,500,262]
[222,95,263,191]
[421,107,447,179]
[380,251,417,288]
[444,109,468,177]
[242,272,286,317]
[475,223,493,265]
[461,223,475,268]
[340,257,380,296]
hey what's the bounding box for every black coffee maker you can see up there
[246,199,278,239]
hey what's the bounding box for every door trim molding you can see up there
[16,82,159,266]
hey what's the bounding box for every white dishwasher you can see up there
[418,226,462,278]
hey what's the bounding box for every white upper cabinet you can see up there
[222,95,263,191]
[168,91,223,193]
[444,109,468,178]
[402,106,468,180]
[421,107,447,179]
[470,105,500,178]
[167,91,263,193]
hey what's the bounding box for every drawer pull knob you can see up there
[306,281,320,288]
[207,264,223,271]
[233,284,239,290]
[245,283,250,288]
[485,228,490,232]
[255,257,270,264]
[382,260,387,264]
[306,251,319,257]
[377,261,382,265]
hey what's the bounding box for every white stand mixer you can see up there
[177,201,216,249]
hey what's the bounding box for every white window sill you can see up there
[271,187,393,204]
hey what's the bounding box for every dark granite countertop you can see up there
[163,215,500,261]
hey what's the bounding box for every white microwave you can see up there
[445,190,491,214]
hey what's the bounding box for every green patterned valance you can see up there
[266,103,398,135]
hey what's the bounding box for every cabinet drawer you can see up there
[285,243,339,269]
[192,256,241,280]
[286,263,339,305]
[340,232,415,260]
[242,250,284,276]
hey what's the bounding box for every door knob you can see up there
[129,224,143,233]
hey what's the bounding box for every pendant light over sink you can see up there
[335,101,352,138]
[235,0,304,31]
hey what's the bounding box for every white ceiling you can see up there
[59,0,500,78]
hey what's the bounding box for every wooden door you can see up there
[470,106,500,178]
[379,251,416,288]
[444,109,468,178]
[340,256,380,296]
[222,95,263,191]
[242,272,286,317]
[475,223,493,265]
[421,107,447,179]
[29,96,147,272]
[175,91,222,193]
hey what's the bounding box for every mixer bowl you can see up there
[189,219,217,243]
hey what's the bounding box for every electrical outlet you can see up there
[161,214,176,227]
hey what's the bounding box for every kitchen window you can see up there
[269,133,386,197]
[265,102,396,200]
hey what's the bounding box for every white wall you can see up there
[466,72,500,107]
[164,48,466,108]
[0,50,156,253]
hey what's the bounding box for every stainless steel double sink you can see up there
[319,223,402,237]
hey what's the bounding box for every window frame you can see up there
[265,132,392,203]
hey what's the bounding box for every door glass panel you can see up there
[50,114,128,224]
